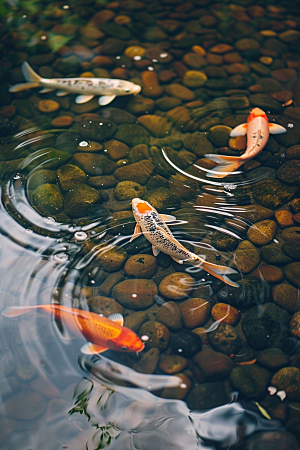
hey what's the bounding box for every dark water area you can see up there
[1,0,300,449]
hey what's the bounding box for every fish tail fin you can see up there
[199,259,239,287]
[204,154,244,178]
[2,305,39,317]
[22,61,42,83]
[9,82,40,92]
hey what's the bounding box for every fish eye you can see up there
[121,345,128,350]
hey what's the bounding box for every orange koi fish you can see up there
[2,305,144,355]
[205,108,287,178]
[131,198,239,287]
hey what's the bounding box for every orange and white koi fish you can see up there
[131,198,239,287]
[205,108,287,178]
[9,62,141,106]
[2,304,144,355]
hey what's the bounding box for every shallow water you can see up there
[1,0,300,449]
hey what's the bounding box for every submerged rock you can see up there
[252,180,298,210]
[31,183,63,216]
[112,279,157,309]
[229,365,270,399]
[64,184,101,218]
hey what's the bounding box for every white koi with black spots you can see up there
[9,61,141,106]
[131,198,239,287]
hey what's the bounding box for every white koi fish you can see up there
[131,198,239,287]
[205,108,287,178]
[9,61,141,106]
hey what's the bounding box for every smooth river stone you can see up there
[247,219,277,245]
[112,279,158,309]
[57,164,87,191]
[277,160,300,185]
[64,184,101,218]
[138,321,170,351]
[159,273,195,300]
[114,160,155,185]
[232,240,260,273]
[252,180,298,210]
[179,298,211,328]
[124,254,158,278]
[31,184,63,216]
[272,283,300,313]
[73,153,117,175]
[1,391,46,420]
[156,301,183,331]
[87,296,123,315]
[165,83,195,101]
[229,365,270,399]
[137,115,173,138]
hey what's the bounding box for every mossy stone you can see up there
[208,125,232,147]
[95,246,127,272]
[57,164,87,191]
[114,181,145,201]
[74,117,117,142]
[115,124,150,146]
[27,170,56,190]
[64,184,101,218]
[217,276,270,310]
[143,187,180,211]
[229,365,270,399]
[253,180,298,210]
[31,183,63,216]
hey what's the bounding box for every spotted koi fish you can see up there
[205,108,287,178]
[2,304,144,354]
[9,61,141,106]
[131,198,239,287]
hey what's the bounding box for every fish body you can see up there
[131,198,239,287]
[205,108,287,178]
[9,62,141,105]
[2,304,144,354]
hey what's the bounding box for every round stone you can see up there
[275,210,294,227]
[208,125,232,147]
[233,240,260,273]
[211,303,240,325]
[124,311,149,333]
[247,220,277,245]
[257,348,290,369]
[284,262,300,287]
[87,296,123,315]
[156,301,183,331]
[138,321,170,351]
[158,354,188,374]
[124,254,158,278]
[64,184,101,218]
[31,183,63,217]
[112,279,157,309]
[186,382,229,410]
[271,367,300,401]
[208,324,242,356]
[114,180,145,201]
[277,160,300,185]
[159,272,195,300]
[88,175,117,189]
[183,70,207,88]
[114,160,154,185]
[133,347,160,374]
[95,246,127,272]
[290,311,300,338]
[217,276,270,310]
[38,100,60,113]
[57,164,87,191]
[143,187,180,210]
[164,83,195,101]
[179,298,211,328]
[229,365,270,399]
[104,140,129,160]
[193,348,234,380]
[170,329,202,358]
[252,265,284,284]
[282,238,300,260]
[2,391,46,420]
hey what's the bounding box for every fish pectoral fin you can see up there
[81,342,109,354]
[108,313,124,326]
[229,123,247,137]
[99,95,116,106]
[75,94,95,104]
[159,214,177,223]
[39,88,54,93]
[269,123,287,134]
[56,90,69,97]
[171,256,183,264]
[130,223,142,242]
[152,245,160,256]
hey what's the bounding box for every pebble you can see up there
[159,272,195,300]
[133,348,160,374]
[170,329,202,358]
[261,241,293,265]
[88,175,117,189]
[124,254,158,278]
[112,279,157,309]
[242,303,290,350]
[104,140,129,160]
[208,125,232,147]
[193,348,234,380]
[211,303,240,325]
[271,367,300,401]
[73,153,117,176]
[87,296,123,316]
[1,391,46,420]
[38,100,60,113]
[275,210,294,227]
[208,324,242,356]
[143,187,180,211]
[114,160,154,185]
[138,321,170,351]
[137,115,173,138]
[124,311,148,333]
[179,298,211,328]
[217,276,270,310]
[94,245,127,272]
[156,301,183,331]
[51,116,73,127]
[158,354,188,374]
[183,70,207,88]
[290,311,300,338]
[229,365,270,399]
[257,348,290,369]
[114,180,145,201]
[64,184,101,218]
[284,262,300,287]
[247,219,277,245]
[57,164,87,192]
[31,184,63,217]
[277,160,300,185]
[186,381,229,410]
[164,83,195,101]
[252,180,298,210]
[252,265,284,284]
[233,240,260,273]
[245,431,300,450]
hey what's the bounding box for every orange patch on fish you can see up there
[136,202,152,214]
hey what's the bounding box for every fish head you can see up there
[111,326,145,353]
[248,107,268,122]
[115,80,141,96]
[132,198,154,221]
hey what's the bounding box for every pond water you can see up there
[0,0,300,448]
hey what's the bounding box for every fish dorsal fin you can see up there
[108,313,124,326]
[99,95,116,106]
[159,214,176,222]
[56,90,69,97]
[75,94,94,104]
[81,342,109,354]
[22,61,41,83]
[269,123,287,134]
[39,88,54,94]
[230,123,247,137]
[152,245,160,257]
